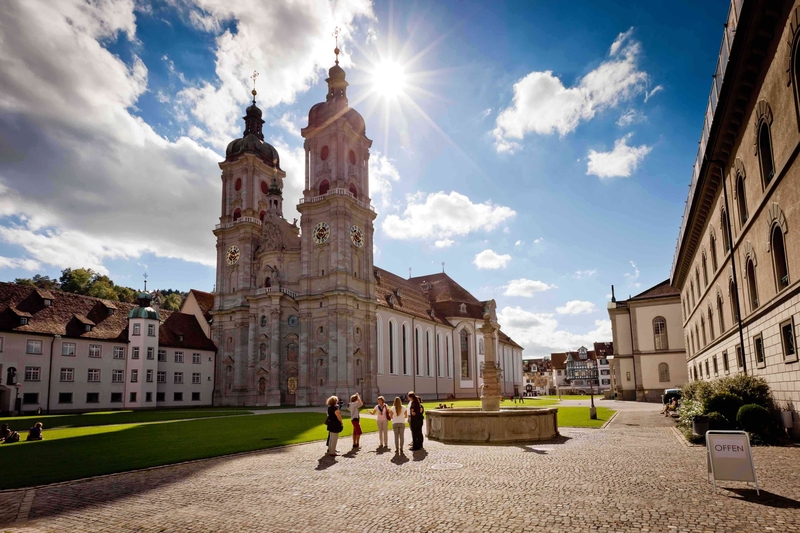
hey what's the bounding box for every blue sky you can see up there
[0,0,729,356]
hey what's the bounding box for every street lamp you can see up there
[14,383,22,416]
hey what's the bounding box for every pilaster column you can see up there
[268,307,282,406]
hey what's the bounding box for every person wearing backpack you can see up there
[368,396,391,449]
[407,391,424,451]
[325,396,344,457]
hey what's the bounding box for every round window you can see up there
[235,178,242,191]
[261,181,268,194]
[349,149,356,165]
[321,146,329,160]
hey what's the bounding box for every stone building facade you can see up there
[212,53,523,407]
[607,281,688,401]
[671,0,800,428]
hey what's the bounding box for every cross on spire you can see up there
[143,272,148,292]
[250,70,259,104]
[333,26,340,64]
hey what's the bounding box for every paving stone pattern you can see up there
[2,405,800,532]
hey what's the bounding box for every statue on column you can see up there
[479,312,501,411]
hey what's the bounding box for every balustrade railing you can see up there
[298,187,376,212]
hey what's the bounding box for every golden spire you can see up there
[250,70,259,104]
[333,26,340,65]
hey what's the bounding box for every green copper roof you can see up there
[128,307,160,320]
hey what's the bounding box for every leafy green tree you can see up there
[86,280,119,301]
[162,293,183,311]
[14,278,36,287]
[31,275,61,290]
[59,268,95,294]
[114,286,136,303]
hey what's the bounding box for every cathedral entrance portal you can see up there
[284,375,297,405]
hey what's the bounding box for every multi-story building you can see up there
[523,357,553,395]
[0,284,216,414]
[550,346,612,395]
[212,48,523,406]
[607,280,687,401]
[671,0,800,427]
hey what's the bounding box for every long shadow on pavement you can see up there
[726,488,800,508]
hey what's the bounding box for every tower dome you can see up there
[225,91,281,168]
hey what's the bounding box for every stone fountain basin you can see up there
[426,407,559,444]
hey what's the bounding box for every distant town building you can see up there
[522,357,552,395]
[670,0,800,430]
[549,346,611,395]
[607,280,687,401]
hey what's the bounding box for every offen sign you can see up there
[706,430,759,495]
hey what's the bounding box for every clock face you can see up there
[313,222,330,244]
[350,224,364,248]
[288,315,299,328]
[226,245,240,265]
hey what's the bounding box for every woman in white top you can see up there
[390,397,407,455]
[368,396,392,449]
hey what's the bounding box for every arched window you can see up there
[736,175,748,227]
[702,254,709,287]
[707,306,715,340]
[425,330,432,377]
[265,277,271,288]
[729,280,739,322]
[319,180,329,195]
[376,316,384,375]
[402,324,408,375]
[259,210,266,222]
[388,320,395,374]
[460,329,470,378]
[446,336,452,378]
[717,294,725,332]
[746,258,759,310]
[758,121,775,186]
[436,333,443,378]
[772,225,789,290]
[690,281,695,308]
[696,268,701,298]
[710,234,718,272]
[686,336,691,356]
[653,317,668,350]
[658,362,670,382]
[235,178,242,191]
[690,331,695,354]
[700,316,706,346]
[232,208,241,221]
[349,184,358,199]
[721,209,731,252]
[261,181,268,194]
[415,327,421,376]
[695,325,700,351]
[259,343,267,361]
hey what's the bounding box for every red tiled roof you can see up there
[550,350,598,369]
[190,289,215,322]
[593,342,613,357]
[0,282,216,351]
[627,279,679,301]
[374,267,450,325]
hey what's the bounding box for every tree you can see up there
[86,280,119,301]
[14,278,36,287]
[59,268,95,294]
[114,286,136,303]
[162,293,183,311]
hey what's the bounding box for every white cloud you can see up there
[0,0,373,274]
[624,260,641,288]
[503,278,557,297]
[616,108,646,126]
[498,306,612,357]
[574,269,597,279]
[369,152,401,210]
[0,256,40,271]
[382,191,516,240]
[586,133,651,179]
[493,27,649,152]
[514,240,524,246]
[434,238,454,248]
[644,84,663,102]
[271,112,301,138]
[473,249,511,270]
[533,237,543,244]
[556,300,596,315]
[502,227,510,234]
[482,108,492,119]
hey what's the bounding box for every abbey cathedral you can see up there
[212,52,524,407]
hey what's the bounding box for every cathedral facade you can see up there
[212,53,523,407]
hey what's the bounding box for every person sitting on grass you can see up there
[26,422,44,441]
[348,393,364,449]
[0,423,14,443]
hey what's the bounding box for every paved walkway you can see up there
[2,402,799,532]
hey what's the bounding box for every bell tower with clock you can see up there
[296,43,379,404]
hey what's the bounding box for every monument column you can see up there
[479,315,501,412]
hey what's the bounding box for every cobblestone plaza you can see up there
[1,403,798,532]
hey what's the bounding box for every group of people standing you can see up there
[325,391,425,457]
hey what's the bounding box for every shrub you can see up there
[736,404,771,436]
[704,392,743,426]
[706,411,730,431]
[676,399,704,430]
[681,380,714,404]
[711,374,772,408]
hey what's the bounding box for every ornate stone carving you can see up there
[261,216,283,252]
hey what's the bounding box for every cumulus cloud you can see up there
[624,260,641,288]
[382,191,516,240]
[533,237,543,244]
[574,269,597,279]
[473,249,511,270]
[434,238,454,248]
[369,152,401,210]
[514,240,524,246]
[0,256,40,271]
[586,133,651,178]
[556,300,596,315]
[503,278,557,297]
[493,27,649,152]
[498,306,612,357]
[0,0,372,273]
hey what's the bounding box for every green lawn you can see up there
[0,412,377,490]
[420,398,560,411]
[540,395,600,400]
[0,408,251,430]
[557,406,615,427]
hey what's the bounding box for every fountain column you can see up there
[479,316,501,411]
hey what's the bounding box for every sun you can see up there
[371,60,407,99]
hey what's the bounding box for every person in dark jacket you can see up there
[326,396,343,456]
[407,391,424,451]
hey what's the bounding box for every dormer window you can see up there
[85,324,92,332]
[396,288,402,298]
[107,308,114,316]
[388,295,395,306]
[460,303,467,314]
[43,299,52,307]
[179,334,184,342]
[20,317,28,325]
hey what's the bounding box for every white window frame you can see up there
[131,369,138,383]
[112,369,124,383]
[88,344,101,358]
[147,347,154,360]
[192,372,201,384]
[88,368,101,382]
[146,369,153,383]
[175,351,184,363]
[148,324,156,337]
[113,346,125,359]
[192,352,201,364]
[26,339,43,354]
[24,366,41,381]
[174,372,184,384]
[132,347,140,359]
[158,349,167,362]
[60,368,74,382]
[157,371,166,384]
[133,323,141,336]
[780,318,798,363]
[61,342,76,356]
